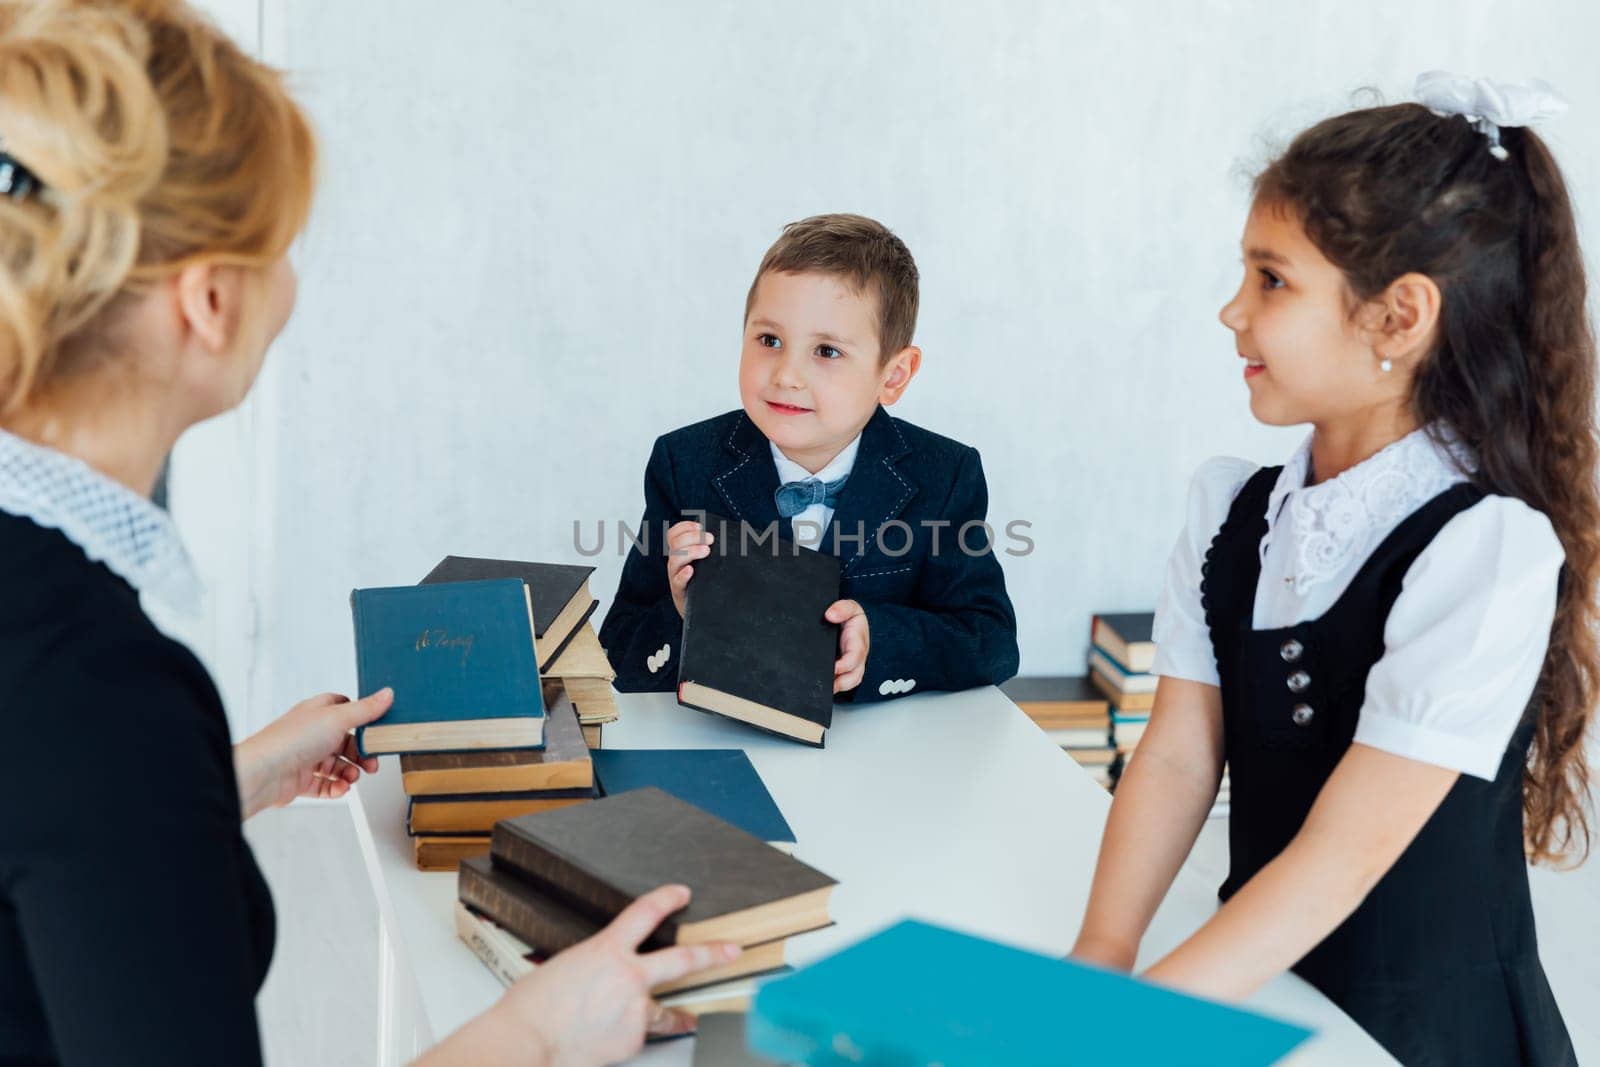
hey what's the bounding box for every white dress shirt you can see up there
[1152,426,1563,780]
[770,434,862,548]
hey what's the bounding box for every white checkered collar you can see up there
[0,427,201,615]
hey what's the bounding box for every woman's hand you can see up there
[233,688,392,820]
[420,885,741,1067]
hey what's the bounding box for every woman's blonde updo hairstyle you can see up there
[0,0,315,413]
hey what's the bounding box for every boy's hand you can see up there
[826,599,870,693]
[666,520,714,618]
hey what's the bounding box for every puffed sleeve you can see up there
[1354,496,1563,780]
[1150,456,1260,687]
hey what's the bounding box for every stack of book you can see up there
[999,675,1118,788]
[1088,612,1157,719]
[351,560,617,871]
[457,787,837,1015]
[541,623,618,749]
[403,685,596,870]
[422,556,618,747]
[1089,611,1229,817]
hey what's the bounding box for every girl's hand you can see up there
[826,599,870,693]
[233,689,392,820]
[666,520,713,618]
[1069,932,1139,973]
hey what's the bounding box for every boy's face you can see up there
[740,270,915,472]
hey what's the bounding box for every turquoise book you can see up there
[590,749,796,847]
[351,578,545,757]
[749,919,1314,1066]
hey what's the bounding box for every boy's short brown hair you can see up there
[744,213,919,364]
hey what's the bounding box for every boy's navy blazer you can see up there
[598,405,1020,702]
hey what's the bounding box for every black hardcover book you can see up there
[677,515,841,746]
[420,556,598,670]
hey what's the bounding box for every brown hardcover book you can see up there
[1041,724,1114,748]
[415,835,491,871]
[491,787,835,947]
[401,688,592,796]
[580,723,603,749]
[456,859,788,994]
[452,898,778,1005]
[564,676,618,725]
[1001,675,1110,725]
[408,787,593,835]
[545,623,615,682]
[1065,745,1120,767]
[1090,667,1157,711]
[1091,612,1157,673]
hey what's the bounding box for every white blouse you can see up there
[0,427,201,615]
[1151,427,1563,781]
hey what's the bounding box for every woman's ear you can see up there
[1371,271,1442,364]
[174,260,247,355]
[878,345,922,405]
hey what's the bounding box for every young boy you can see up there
[599,213,1019,701]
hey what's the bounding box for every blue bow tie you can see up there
[774,473,849,519]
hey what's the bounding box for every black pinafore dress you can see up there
[1202,466,1575,1066]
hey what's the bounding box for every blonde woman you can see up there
[0,2,735,1064]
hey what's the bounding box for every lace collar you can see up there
[1267,425,1476,594]
[0,428,201,615]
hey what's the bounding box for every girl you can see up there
[0,2,733,1064]
[1073,76,1593,1066]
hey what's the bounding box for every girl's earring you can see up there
[1379,357,1394,373]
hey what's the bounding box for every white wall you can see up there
[170,0,1600,733]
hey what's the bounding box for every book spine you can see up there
[351,590,373,760]
[457,858,595,955]
[489,824,678,945]
[454,908,530,987]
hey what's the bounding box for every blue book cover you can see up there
[351,578,545,757]
[749,919,1314,1066]
[590,749,796,845]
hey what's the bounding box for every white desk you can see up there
[348,687,1394,1064]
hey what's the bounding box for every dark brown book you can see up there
[400,688,592,796]
[677,518,840,746]
[407,786,594,835]
[457,857,788,994]
[490,787,836,947]
[544,623,615,682]
[545,674,618,726]
[1092,612,1157,673]
[1090,667,1156,711]
[1001,675,1110,727]
[421,556,598,670]
[415,835,490,871]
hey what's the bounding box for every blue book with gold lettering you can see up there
[749,920,1314,1066]
[351,578,545,757]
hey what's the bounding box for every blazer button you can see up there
[1279,639,1304,663]
[1286,670,1311,693]
[1291,703,1315,726]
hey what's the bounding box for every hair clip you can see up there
[0,137,41,200]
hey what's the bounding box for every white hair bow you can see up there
[1413,72,1568,160]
